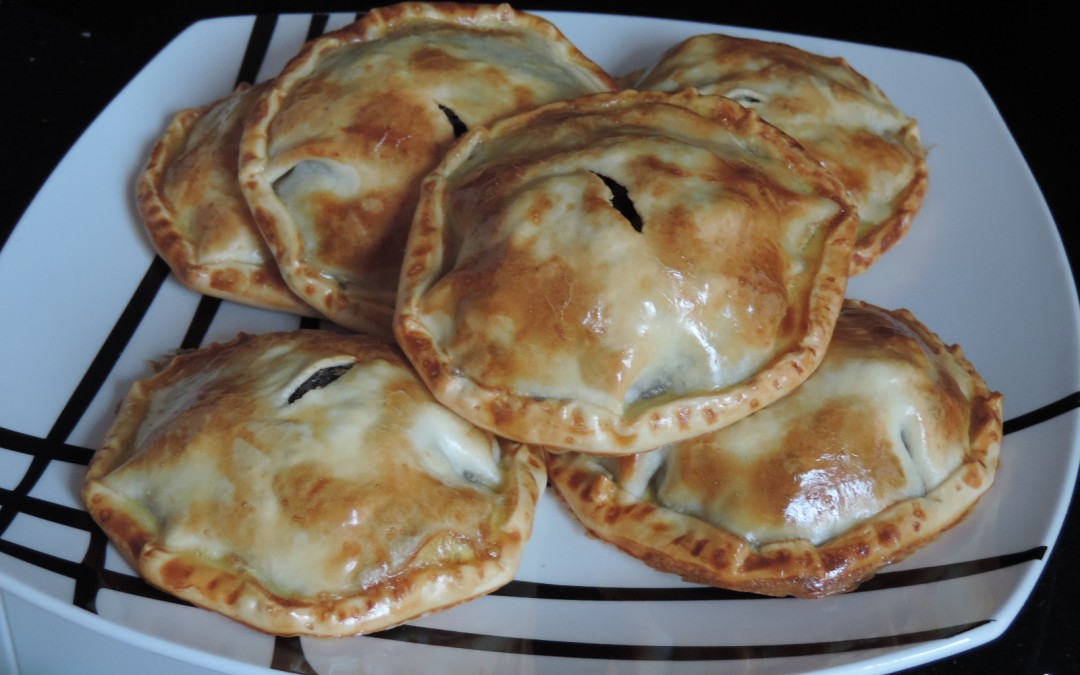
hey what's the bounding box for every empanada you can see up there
[137,82,317,316]
[239,2,617,335]
[547,300,1002,597]
[396,89,858,454]
[638,34,928,273]
[82,330,546,636]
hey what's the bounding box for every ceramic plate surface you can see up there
[1,10,1077,675]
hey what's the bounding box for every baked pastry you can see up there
[638,34,928,274]
[547,300,1003,597]
[239,2,617,335]
[396,89,858,455]
[82,330,546,636]
[137,82,317,316]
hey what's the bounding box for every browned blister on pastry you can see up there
[137,82,318,316]
[639,34,928,273]
[547,300,1002,597]
[396,89,857,455]
[82,330,546,636]
[239,2,617,335]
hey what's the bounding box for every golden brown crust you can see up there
[396,89,857,455]
[83,330,546,636]
[238,2,617,335]
[136,83,319,316]
[547,300,1002,597]
[638,34,929,274]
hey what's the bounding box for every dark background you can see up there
[1,2,1076,673]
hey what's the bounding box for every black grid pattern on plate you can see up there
[0,10,1075,673]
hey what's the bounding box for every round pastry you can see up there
[396,89,858,455]
[82,330,546,636]
[638,34,928,274]
[137,82,317,316]
[546,300,1003,598]
[239,2,617,335]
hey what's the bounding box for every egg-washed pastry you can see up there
[239,2,617,335]
[82,330,546,636]
[547,300,1003,598]
[137,82,318,316]
[396,89,858,455]
[638,34,928,274]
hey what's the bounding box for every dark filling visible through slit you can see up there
[287,364,354,404]
[730,93,763,104]
[593,172,643,232]
[634,382,670,402]
[438,104,468,138]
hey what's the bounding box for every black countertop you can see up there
[2,2,1076,673]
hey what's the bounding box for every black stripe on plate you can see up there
[271,636,319,675]
[306,14,330,42]
[1004,391,1080,435]
[0,426,93,466]
[495,546,1047,601]
[855,546,1046,592]
[0,490,95,532]
[73,527,108,613]
[179,295,222,350]
[493,580,757,601]
[0,538,86,582]
[235,14,279,85]
[370,619,992,661]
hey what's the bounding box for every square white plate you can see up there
[1,10,1077,675]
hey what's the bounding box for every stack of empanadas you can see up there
[85,2,1001,639]
[139,2,616,336]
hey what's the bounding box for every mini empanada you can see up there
[638,34,928,273]
[137,82,317,316]
[547,300,1002,597]
[239,2,617,335]
[82,330,546,636]
[396,89,857,454]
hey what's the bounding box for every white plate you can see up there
[1,10,1077,675]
